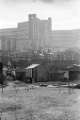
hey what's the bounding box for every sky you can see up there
[0,0,80,30]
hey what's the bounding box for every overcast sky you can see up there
[0,0,80,30]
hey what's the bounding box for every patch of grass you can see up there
[37,96,74,108]
[25,108,38,120]
[0,104,22,112]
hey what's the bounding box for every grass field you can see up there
[0,82,80,120]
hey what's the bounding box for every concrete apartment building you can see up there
[0,14,80,53]
[0,28,17,52]
[0,14,52,52]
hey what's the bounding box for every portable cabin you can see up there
[52,71,65,81]
[16,64,47,83]
[68,64,80,81]
[16,68,26,81]
[25,64,40,83]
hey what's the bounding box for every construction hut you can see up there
[16,67,25,81]
[68,64,80,81]
[25,64,40,83]
[53,70,65,81]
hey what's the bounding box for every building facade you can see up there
[0,14,52,52]
[0,28,17,52]
[28,14,52,50]
[0,14,79,53]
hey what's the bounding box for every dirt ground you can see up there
[0,82,80,120]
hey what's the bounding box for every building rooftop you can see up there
[25,64,40,69]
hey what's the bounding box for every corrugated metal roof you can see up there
[67,64,80,71]
[25,64,40,69]
[73,64,80,67]
[67,64,80,69]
